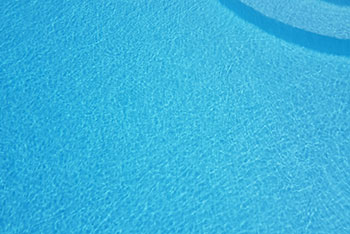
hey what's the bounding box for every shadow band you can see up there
[220,0,350,57]
[322,0,350,6]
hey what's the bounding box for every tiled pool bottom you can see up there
[1,0,350,233]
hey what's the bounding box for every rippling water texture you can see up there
[1,0,350,233]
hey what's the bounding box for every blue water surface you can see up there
[1,0,350,233]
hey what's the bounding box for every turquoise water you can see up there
[1,0,350,233]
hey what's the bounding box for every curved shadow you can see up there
[321,0,350,6]
[219,0,350,57]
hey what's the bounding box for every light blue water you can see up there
[1,0,350,233]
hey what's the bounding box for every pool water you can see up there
[1,0,350,233]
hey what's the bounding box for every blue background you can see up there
[1,0,350,233]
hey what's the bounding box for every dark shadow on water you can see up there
[322,0,350,6]
[219,0,350,57]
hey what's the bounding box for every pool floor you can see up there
[1,0,350,233]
